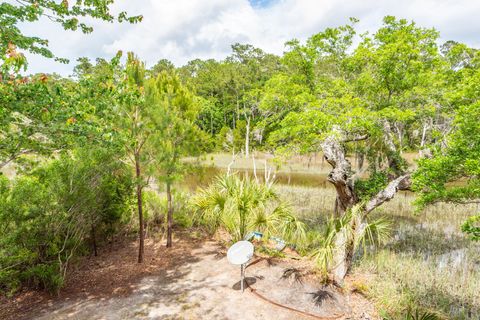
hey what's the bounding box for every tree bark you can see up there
[356,152,364,172]
[419,118,432,158]
[321,126,411,284]
[331,212,366,283]
[245,116,250,158]
[382,120,403,175]
[321,129,358,214]
[365,174,411,214]
[135,154,144,263]
[91,225,98,257]
[166,181,173,248]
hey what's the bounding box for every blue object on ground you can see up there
[244,232,255,241]
[244,231,263,241]
[271,236,287,251]
[253,231,263,240]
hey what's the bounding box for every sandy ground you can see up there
[2,235,377,320]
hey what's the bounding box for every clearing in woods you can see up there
[1,233,376,320]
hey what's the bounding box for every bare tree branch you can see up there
[365,174,411,214]
[342,133,369,143]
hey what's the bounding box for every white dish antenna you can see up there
[227,240,254,265]
[227,240,254,292]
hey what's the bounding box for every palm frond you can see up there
[404,308,440,320]
[310,204,391,274]
[191,174,306,244]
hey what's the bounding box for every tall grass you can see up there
[276,184,480,319]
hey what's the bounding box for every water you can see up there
[436,248,468,269]
[183,166,331,190]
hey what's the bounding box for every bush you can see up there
[144,189,194,233]
[192,174,306,243]
[0,148,134,294]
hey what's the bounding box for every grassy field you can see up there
[197,152,479,319]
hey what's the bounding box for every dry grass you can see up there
[197,151,419,173]
[199,152,333,174]
[0,162,17,179]
[274,184,480,319]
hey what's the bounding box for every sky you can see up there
[20,0,480,76]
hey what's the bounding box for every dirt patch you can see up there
[1,232,378,320]
[0,231,202,320]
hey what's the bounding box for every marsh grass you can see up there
[275,184,480,320]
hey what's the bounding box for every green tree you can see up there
[0,147,132,294]
[179,44,280,152]
[0,52,123,172]
[413,41,480,240]
[0,0,142,71]
[146,71,204,247]
[0,74,69,169]
[115,53,152,263]
[150,59,175,77]
[414,103,480,240]
[268,17,445,283]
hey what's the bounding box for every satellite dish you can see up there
[227,240,254,265]
[227,240,254,293]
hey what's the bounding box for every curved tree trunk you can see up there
[321,132,358,215]
[321,126,411,284]
[330,175,410,284]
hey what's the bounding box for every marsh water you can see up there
[184,166,332,189]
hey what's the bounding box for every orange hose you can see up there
[245,282,345,320]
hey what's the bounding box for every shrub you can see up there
[191,174,306,243]
[0,148,134,294]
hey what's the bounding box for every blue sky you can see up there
[248,0,276,8]
[20,0,480,76]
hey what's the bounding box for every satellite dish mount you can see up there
[227,240,254,292]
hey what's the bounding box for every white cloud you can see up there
[19,0,480,76]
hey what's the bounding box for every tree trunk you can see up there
[330,175,411,284]
[245,116,250,158]
[394,122,404,154]
[252,153,258,183]
[166,182,173,248]
[356,152,364,172]
[331,213,367,284]
[135,154,144,263]
[419,118,432,158]
[91,225,97,257]
[321,126,411,283]
[321,130,358,214]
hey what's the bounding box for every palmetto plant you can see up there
[403,308,440,320]
[309,204,391,274]
[192,174,306,243]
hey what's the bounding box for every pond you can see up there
[183,165,332,190]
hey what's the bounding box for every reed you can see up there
[275,184,480,319]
